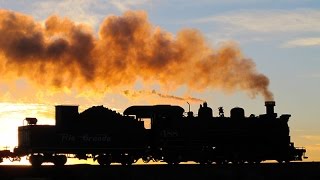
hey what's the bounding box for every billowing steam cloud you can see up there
[0,10,273,100]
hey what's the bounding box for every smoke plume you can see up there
[0,10,273,100]
[123,90,204,103]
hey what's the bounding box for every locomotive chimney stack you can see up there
[265,101,275,115]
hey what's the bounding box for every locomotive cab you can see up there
[123,105,185,129]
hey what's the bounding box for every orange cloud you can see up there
[0,10,273,101]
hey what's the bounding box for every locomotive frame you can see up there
[0,101,307,166]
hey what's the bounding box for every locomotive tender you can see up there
[0,101,307,166]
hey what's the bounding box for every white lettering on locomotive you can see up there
[61,133,76,142]
[80,134,111,142]
[60,133,111,142]
[162,130,179,137]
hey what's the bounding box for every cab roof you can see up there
[123,105,184,118]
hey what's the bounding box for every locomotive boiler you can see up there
[0,101,307,166]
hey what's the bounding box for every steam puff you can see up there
[123,90,204,103]
[0,10,273,100]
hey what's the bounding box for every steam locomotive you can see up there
[0,101,307,166]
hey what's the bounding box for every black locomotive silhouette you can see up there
[0,101,307,166]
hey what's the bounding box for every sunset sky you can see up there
[0,0,319,164]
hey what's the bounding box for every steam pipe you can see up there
[187,102,190,112]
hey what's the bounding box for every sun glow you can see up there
[0,102,54,155]
[0,102,105,165]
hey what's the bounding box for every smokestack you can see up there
[265,101,275,115]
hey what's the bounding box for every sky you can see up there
[0,0,319,164]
